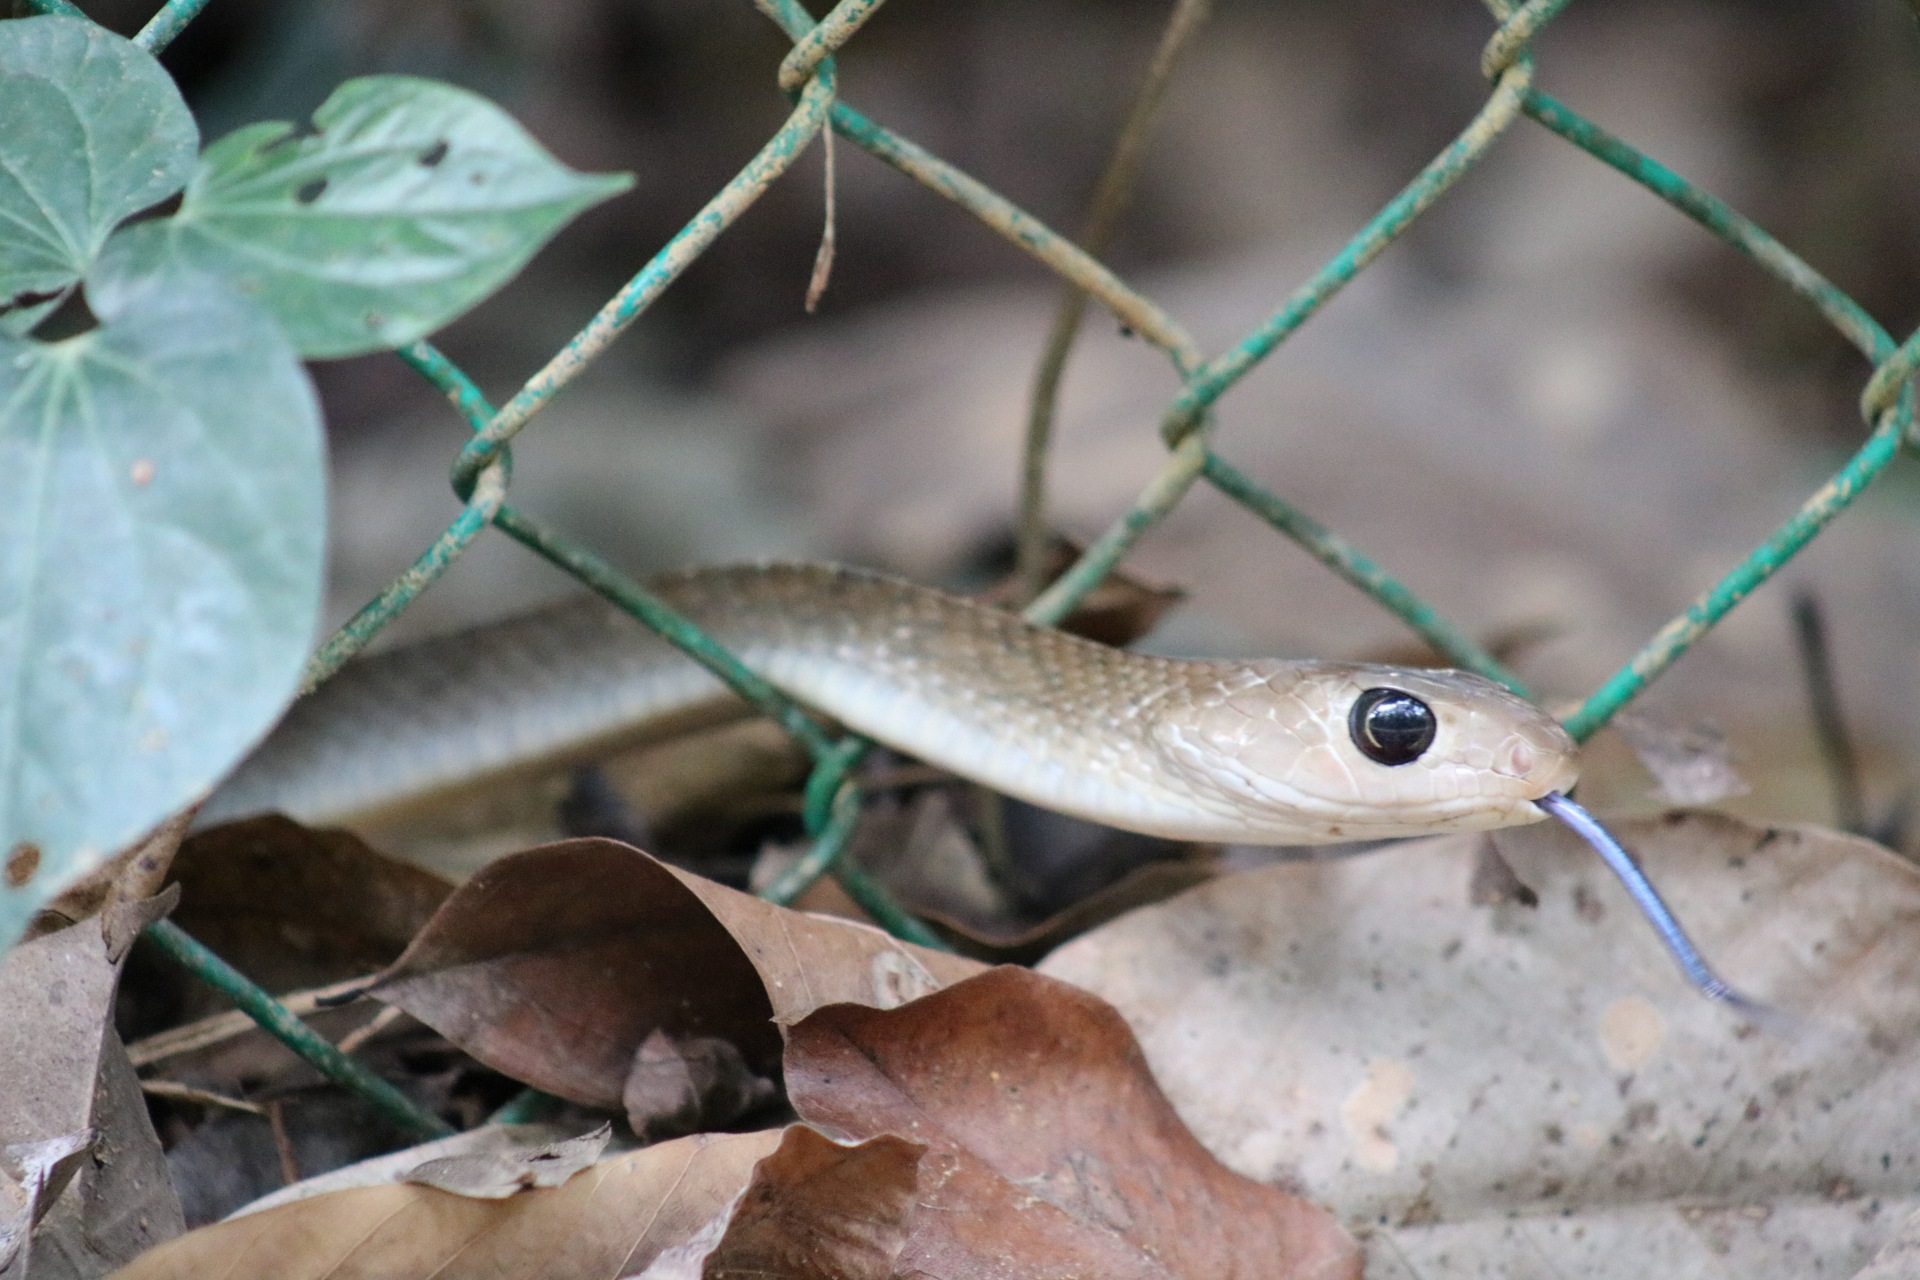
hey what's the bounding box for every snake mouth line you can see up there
[1533,791,1766,1014]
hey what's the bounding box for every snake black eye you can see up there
[1349,687,1436,766]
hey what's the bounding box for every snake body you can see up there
[202,563,1578,843]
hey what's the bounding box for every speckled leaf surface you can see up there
[0,16,197,336]
[94,76,631,358]
[0,270,323,953]
[1039,811,1920,1277]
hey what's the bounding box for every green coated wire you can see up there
[451,71,838,500]
[777,0,887,91]
[84,0,1920,1131]
[1560,391,1913,741]
[133,0,213,51]
[1202,452,1526,692]
[1158,8,1541,447]
[760,781,865,906]
[298,456,509,694]
[143,920,454,1140]
[392,341,936,927]
[486,1087,563,1126]
[1513,88,1916,737]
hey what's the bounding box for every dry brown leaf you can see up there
[121,1126,920,1280]
[623,1031,776,1140]
[0,1131,92,1272]
[643,1126,924,1280]
[369,838,983,1110]
[786,966,1361,1280]
[405,1123,611,1198]
[164,816,452,1007]
[109,1128,785,1280]
[0,916,184,1277]
[1367,1191,1920,1277]
[30,1036,185,1280]
[1,922,123,1144]
[229,1124,584,1218]
[127,817,457,1118]
[1039,811,1920,1275]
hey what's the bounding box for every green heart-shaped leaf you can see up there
[0,269,325,952]
[0,16,198,335]
[96,76,633,358]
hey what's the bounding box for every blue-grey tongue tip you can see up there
[1534,790,1771,1016]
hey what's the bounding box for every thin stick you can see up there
[266,1100,301,1186]
[806,126,838,313]
[335,1004,407,1057]
[139,1080,266,1117]
[127,974,375,1068]
[1790,590,1867,834]
[1015,0,1212,599]
[142,921,452,1139]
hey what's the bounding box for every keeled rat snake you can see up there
[202,563,1751,1007]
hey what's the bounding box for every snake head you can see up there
[1149,661,1579,844]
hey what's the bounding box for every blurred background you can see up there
[83,0,1920,838]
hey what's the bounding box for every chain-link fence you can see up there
[36,0,1920,1130]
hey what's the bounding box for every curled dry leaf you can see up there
[404,1123,611,1198]
[109,1128,781,1280]
[228,1124,582,1218]
[1039,811,1920,1275]
[117,1126,920,1280]
[164,815,453,1001]
[0,914,184,1276]
[368,838,983,1112]
[637,1126,923,1280]
[785,966,1361,1280]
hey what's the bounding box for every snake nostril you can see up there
[1498,739,1537,779]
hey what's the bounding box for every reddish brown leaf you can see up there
[785,967,1360,1280]
[165,816,453,1006]
[114,1125,920,1280]
[370,839,983,1109]
[673,1126,924,1280]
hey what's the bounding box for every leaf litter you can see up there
[113,966,1357,1280]
[365,836,984,1130]
[1039,809,1920,1276]
[18,783,1920,1276]
[1,866,186,1275]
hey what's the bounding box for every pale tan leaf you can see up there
[1040,811,1920,1275]
[110,1129,783,1280]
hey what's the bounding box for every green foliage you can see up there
[0,271,324,948]
[0,16,198,335]
[96,77,634,358]
[0,15,631,952]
